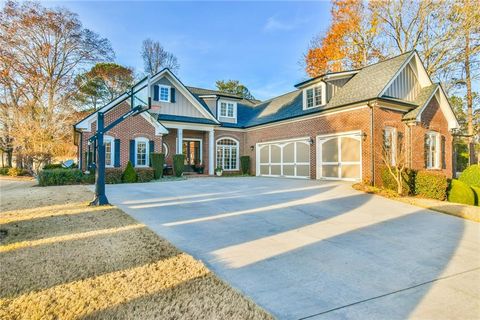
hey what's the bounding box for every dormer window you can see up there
[303,82,326,110]
[219,101,236,118]
[159,85,170,102]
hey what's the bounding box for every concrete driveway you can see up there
[105,177,480,319]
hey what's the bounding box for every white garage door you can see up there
[257,138,311,178]
[317,132,362,181]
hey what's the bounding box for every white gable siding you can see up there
[152,77,205,118]
[383,63,421,102]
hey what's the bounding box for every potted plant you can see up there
[215,166,223,176]
[195,161,205,174]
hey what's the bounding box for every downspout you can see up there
[368,101,375,186]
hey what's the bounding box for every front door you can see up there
[183,140,201,165]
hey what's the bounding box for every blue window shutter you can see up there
[149,140,155,166]
[153,85,159,101]
[171,87,176,103]
[114,139,121,167]
[129,140,135,167]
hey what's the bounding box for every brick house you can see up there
[74,51,458,184]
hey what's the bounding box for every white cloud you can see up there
[263,16,295,32]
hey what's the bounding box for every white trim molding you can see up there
[215,136,239,171]
[303,82,326,110]
[134,137,150,167]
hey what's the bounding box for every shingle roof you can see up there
[327,51,414,108]
[402,84,439,120]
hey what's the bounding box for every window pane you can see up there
[321,138,338,162]
[322,165,338,178]
[283,143,294,162]
[260,146,269,163]
[105,141,112,166]
[227,103,234,117]
[283,165,295,176]
[314,86,322,106]
[137,142,146,166]
[160,87,169,101]
[306,89,314,108]
[341,137,360,162]
[271,145,281,163]
[296,142,310,163]
[341,164,360,179]
[260,165,270,175]
[296,165,310,177]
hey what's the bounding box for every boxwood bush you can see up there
[122,161,137,183]
[459,164,480,188]
[240,156,250,175]
[415,171,448,200]
[7,167,30,176]
[105,168,123,184]
[150,153,165,179]
[43,163,63,170]
[380,167,416,195]
[136,167,155,182]
[173,154,185,177]
[447,179,475,206]
[0,167,11,175]
[471,186,480,206]
[38,169,84,186]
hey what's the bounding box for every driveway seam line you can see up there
[296,266,480,320]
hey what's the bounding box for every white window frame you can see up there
[384,127,397,166]
[162,142,169,157]
[303,82,326,110]
[218,100,237,119]
[135,137,149,167]
[158,85,171,102]
[216,137,239,171]
[104,135,115,168]
[426,131,440,169]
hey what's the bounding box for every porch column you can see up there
[177,128,183,154]
[208,129,214,175]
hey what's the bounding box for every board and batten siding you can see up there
[152,77,205,118]
[383,62,421,102]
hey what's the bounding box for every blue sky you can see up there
[50,1,331,100]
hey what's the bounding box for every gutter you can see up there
[368,101,376,186]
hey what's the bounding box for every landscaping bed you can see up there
[0,180,272,319]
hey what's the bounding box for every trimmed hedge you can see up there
[136,167,155,182]
[150,153,165,179]
[43,163,63,170]
[38,169,84,186]
[448,179,475,206]
[380,167,416,195]
[240,156,250,175]
[471,186,480,206]
[105,168,123,184]
[122,161,137,183]
[173,154,185,177]
[459,164,480,188]
[415,171,448,200]
[7,167,29,177]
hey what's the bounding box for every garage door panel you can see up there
[318,133,361,181]
[258,138,311,179]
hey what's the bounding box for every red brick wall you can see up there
[80,102,163,169]
[244,106,372,179]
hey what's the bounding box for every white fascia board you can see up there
[415,86,459,130]
[141,112,168,135]
[150,69,220,124]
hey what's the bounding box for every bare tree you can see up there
[0,1,113,171]
[382,129,408,195]
[141,38,179,75]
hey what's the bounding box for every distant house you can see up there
[74,51,458,183]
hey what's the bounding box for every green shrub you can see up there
[173,154,185,177]
[105,168,123,184]
[459,164,480,188]
[8,167,29,177]
[122,161,137,183]
[136,167,155,182]
[240,156,250,175]
[380,167,416,195]
[38,169,83,186]
[43,163,63,170]
[150,153,165,179]
[471,186,480,206]
[415,171,448,200]
[82,173,95,184]
[447,179,475,206]
[0,167,10,175]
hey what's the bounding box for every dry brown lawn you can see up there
[0,179,273,320]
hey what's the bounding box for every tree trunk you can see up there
[465,30,475,165]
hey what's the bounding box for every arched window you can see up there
[162,142,169,157]
[104,135,115,167]
[216,138,239,171]
[135,137,149,167]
